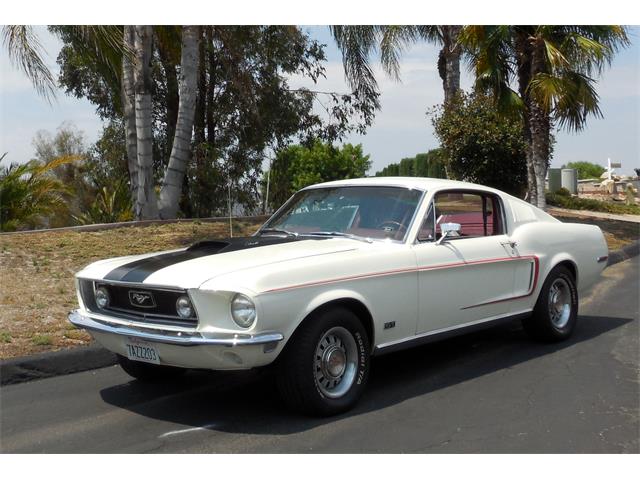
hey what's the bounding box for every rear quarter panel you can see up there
[510,221,608,303]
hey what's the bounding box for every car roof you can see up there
[303,176,505,195]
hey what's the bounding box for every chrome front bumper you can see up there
[68,310,284,348]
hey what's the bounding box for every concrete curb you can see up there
[1,241,638,387]
[0,344,116,386]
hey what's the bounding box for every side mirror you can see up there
[436,222,461,245]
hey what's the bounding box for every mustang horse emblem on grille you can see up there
[128,290,156,308]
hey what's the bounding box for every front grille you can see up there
[79,279,198,327]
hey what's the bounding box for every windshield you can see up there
[261,186,424,241]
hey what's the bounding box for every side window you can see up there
[433,191,504,239]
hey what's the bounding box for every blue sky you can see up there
[1,25,638,175]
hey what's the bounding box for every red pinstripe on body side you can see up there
[263,255,540,296]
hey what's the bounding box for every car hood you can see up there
[77,236,361,289]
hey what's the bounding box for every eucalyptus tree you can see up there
[5,25,379,221]
[53,25,378,219]
[121,25,200,219]
[157,26,199,218]
[4,25,201,220]
[130,25,157,219]
[461,25,629,208]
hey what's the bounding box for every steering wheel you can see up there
[377,220,407,235]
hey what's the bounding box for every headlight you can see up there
[176,296,194,318]
[95,286,110,309]
[230,293,256,328]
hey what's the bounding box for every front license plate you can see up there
[125,338,160,365]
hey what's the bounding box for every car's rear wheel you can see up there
[117,355,187,382]
[276,307,370,416]
[523,265,578,342]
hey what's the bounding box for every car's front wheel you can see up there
[276,307,370,416]
[117,355,187,382]
[523,265,578,342]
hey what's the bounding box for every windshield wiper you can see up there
[258,228,299,237]
[307,231,373,243]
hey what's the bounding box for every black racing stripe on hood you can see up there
[103,236,320,283]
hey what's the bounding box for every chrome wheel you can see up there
[314,326,358,399]
[548,278,572,329]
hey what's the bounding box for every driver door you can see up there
[412,190,519,335]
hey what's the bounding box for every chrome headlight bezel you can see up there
[230,293,257,329]
[176,295,194,319]
[95,286,110,309]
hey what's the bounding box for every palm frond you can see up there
[378,26,419,80]
[415,25,442,43]
[529,71,602,131]
[2,25,56,101]
[542,38,569,69]
[0,156,72,231]
[330,25,381,108]
[36,153,84,173]
[461,25,521,115]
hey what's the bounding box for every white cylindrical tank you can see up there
[548,168,562,193]
[561,168,578,194]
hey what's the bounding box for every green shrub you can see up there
[264,142,371,212]
[431,92,529,197]
[72,180,133,225]
[555,187,572,197]
[546,193,640,215]
[375,149,447,179]
[561,161,606,180]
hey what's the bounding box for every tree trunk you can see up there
[526,160,537,205]
[122,26,139,210]
[441,25,462,104]
[133,25,158,219]
[529,39,551,210]
[158,26,200,219]
[515,28,538,205]
[206,27,216,145]
[158,44,179,166]
[194,27,207,146]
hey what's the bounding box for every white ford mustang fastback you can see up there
[70,177,608,415]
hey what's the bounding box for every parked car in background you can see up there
[69,177,609,416]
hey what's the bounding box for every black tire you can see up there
[276,307,370,416]
[117,355,187,382]
[523,265,578,342]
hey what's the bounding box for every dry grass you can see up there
[0,214,636,359]
[0,218,263,359]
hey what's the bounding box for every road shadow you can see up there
[100,314,634,435]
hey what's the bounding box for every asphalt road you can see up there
[1,258,638,453]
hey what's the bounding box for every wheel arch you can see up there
[545,254,579,288]
[288,291,376,353]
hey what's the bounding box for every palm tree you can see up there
[331,25,464,108]
[461,25,629,208]
[0,153,79,231]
